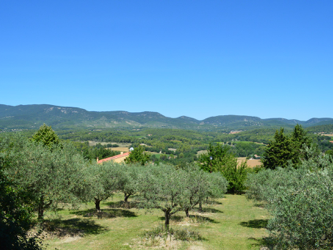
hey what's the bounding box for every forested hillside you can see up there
[1,104,333,131]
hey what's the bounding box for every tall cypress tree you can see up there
[262,128,294,169]
[263,125,312,169]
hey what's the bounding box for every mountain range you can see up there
[1,104,333,131]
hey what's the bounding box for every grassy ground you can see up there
[42,194,269,250]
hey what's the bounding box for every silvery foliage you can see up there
[117,163,144,202]
[138,164,187,214]
[3,134,88,216]
[85,161,122,206]
[138,163,228,225]
[179,164,227,215]
[246,146,333,249]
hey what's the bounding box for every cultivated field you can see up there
[110,147,130,153]
[237,158,262,168]
[196,150,208,157]
[87,141,131,148]
[42,193,269,250]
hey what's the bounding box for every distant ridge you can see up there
[0,104,332,131]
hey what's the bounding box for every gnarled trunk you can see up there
[185,208,190,217]
[38,195,44,220]
[95,198,101,212]
[164,211,171,231]
[124,193,130,202]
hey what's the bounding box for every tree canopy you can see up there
[124,146,150,165]
[31,124,60,149]
[262,125,312,169]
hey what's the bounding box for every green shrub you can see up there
[246,148,333,249]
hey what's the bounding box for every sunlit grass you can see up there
[42,194,269,250]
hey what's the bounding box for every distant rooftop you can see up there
[97,152,130,164]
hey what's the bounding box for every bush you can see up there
[221,160,248,194]
[246,148,333,249]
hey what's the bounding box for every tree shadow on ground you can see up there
[158,215,183,222]
[248,237,272,249]
[205,200,223,205]
[253,203,266,208]
[240,219,268,229]
[43,218,107,237]
[71,208,137,218]
[192,207,223,213]
[106,200,140,209]
[188,215,219,224]
[158,214,219,224]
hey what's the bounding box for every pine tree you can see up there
[263,125,312,169]
[31,124,60,149]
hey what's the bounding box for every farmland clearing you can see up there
[237,157,262,168]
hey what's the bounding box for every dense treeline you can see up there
[5,125,333,167]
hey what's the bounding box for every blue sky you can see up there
[1,1,332,121]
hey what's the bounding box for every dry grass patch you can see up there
[110,147,130,152]
[237,157,262,168]
[196,150,207,157]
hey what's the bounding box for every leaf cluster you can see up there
[246,147,333,249]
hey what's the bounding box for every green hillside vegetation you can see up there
[3,124,332,167]
[1,104,333,131]
[1,124,333,249]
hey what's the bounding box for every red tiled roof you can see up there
[97,152,130,164]
[330,141,333,144]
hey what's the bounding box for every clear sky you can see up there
[1,1,332,121]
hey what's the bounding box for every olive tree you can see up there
[180,164,227,217]
[117,163,143,203]
[138,164,187,229]
[246,147,333,249]
[86,161,121,212]
[180,165,210,217]
[0,139,42,250]
[4,138,88,220]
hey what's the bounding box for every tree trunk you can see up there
[185,208,190,217]
[95,198,101,212]
[124,193,130,202]
[199,201,202,212]
[164,211,170,231]
[38,195,44,220]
